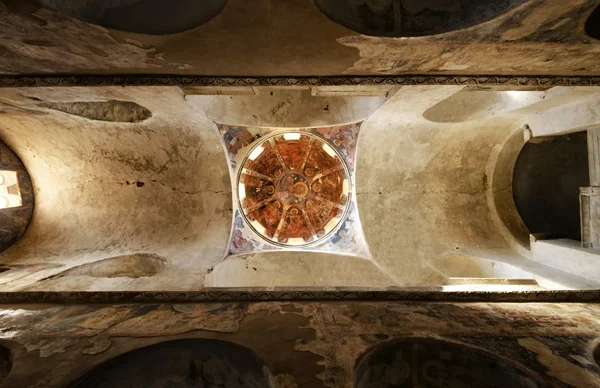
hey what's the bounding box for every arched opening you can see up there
[594,342,600,369]
[355,338,541,387]
[69,339,275,388]
[28,0,227,35]
[314,0,528,37]
[513,132,589,241]
[585,5,600,40]
[0,141,34,254]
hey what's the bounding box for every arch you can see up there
[314,0,528,37]
[487,127,531,255]
[69,339,275,387]
[31,0,227,35]
[355,338,541,387]
[0,141,34,254]
[187,88,386,128]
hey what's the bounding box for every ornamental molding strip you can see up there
[0,289,598,303]
[1,75,600,88]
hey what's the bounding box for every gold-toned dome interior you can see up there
[238,132,350,246]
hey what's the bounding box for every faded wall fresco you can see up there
[0,301,599,387]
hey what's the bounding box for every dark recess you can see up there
[314,0,527,37]
[0,345,11,384]
[513,132,589,241]
[585,5,600,40]
[355,338,542,387]
[30,0,227,35]
[69,339,274,388]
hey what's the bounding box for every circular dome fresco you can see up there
[237,132,351,247]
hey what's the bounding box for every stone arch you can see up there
[69,339,275,387]
[0,140,34,254]
[486,127,531,255]
[314,0,528,37]
[355,337,541,387]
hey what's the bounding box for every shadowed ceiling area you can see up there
[314,0,529,37]
[69,339,274,387]
[356,338,542,387]
[0,345,10,385]
[0,0,598,75]
[27,0,227,35]
[586,5,600,40]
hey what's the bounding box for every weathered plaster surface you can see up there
[0,87,231,290]
[0,0,598,76]
[0,301,599,387]
[0,85,598,290]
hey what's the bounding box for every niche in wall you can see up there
[513,132,589,241]
[314,0,527,37]
[69,339,274,387]
[355,338,541,387]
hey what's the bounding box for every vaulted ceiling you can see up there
[0,0,599,291]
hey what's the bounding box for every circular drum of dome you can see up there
[237,132,351,247]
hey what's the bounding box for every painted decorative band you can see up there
[1,75,600,88]
[0,289,598,303]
